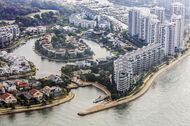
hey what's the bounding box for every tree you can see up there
[83,73,97,82]
[10,104,16,110]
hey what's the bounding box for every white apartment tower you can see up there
[114,43,164,92]
[185,0,190,18]
[150,6,165,23]
[128,8,161,44]
[171,15,184,50]
[171,2,185,51]
[171,2,185,18]
[128,8,140,36]
[160,22,176,56]
[147,15,160,44]
[138,14,149,41]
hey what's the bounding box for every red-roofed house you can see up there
[29,88,43,102]
[41,86,51,97]
[0,93,17,104]
[14,80,29,90]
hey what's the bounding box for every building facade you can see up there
[138,14,149,42]
[171,14,184,51]
[69,14,97,29]
[128,8,140,36]
[128,3,185,55]
[150,6,165,23]
[0,25,20,49]
[128,8,161,44]
[160,22,176,56]
[147,15,160,44]
[171,2,185,18]
[114,43,164,92]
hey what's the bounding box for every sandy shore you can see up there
[78,50,190,116]
[67,80,111,97]
[0,92,75,115]
[91,83,111,96]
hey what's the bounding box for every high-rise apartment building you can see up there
[128,8,141,36]
[0,25,20,49]
[160,22,176,56]
[150,6,165,23]
[171,2,185,18]
[114,43,164,92]
[171,14,184,50]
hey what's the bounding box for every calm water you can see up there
[12,39,112,77]
[1,38,190,126]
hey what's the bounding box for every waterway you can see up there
[1,36,190,126]
[12,38,112,78]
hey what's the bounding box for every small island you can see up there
[35,31,93,62]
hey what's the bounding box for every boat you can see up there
[93,96,102,103]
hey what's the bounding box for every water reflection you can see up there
[24,111,33,117]
[7,114,16,121]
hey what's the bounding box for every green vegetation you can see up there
[38,77,66,88]
[61,62,116,95]
[51,33,67,49]
[122,31,147,48]
[28,61,37,73]
[0,0,39,20]
[61,65,80,77]
[26,9,57,18]
[16,11,58,27]
[35,28,93,60]
[0,0,75,28]
[61,61,162,100]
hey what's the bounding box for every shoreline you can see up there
[90,83,111,96]
[78,49,190,116]
[0,71,36,81]
[0,92,75,116]
[34,49,93,62]
[0,38,27,52]
[67,77,111,96]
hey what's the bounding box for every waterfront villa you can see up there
[29,88,43,102]
[41,86,52,97]
[0,93,17,104]
[18,92,33,104]
[48,75,64,84]
[51,86,62,97]
[14,80,30,91]
[41,86,62,97]
[3,81,17,93]
[0,51,32,78]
